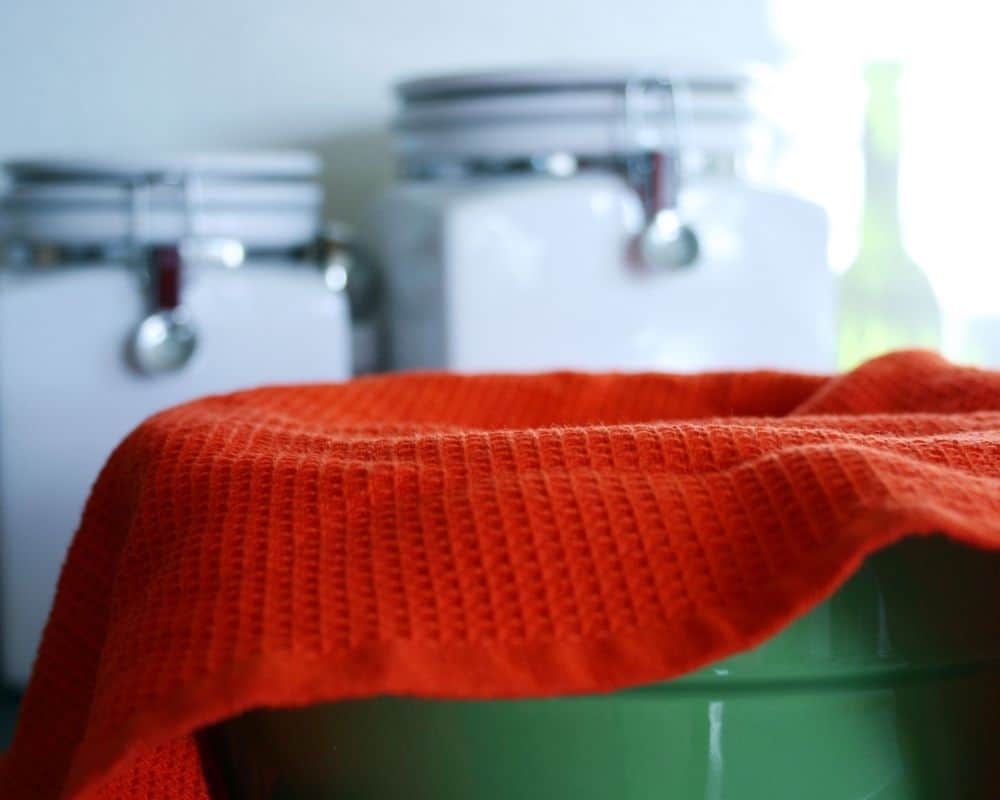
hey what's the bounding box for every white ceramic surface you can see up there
[365,172,833,373]
[0,153,350,686]
[368,67,834,374]
[0,260,351,686]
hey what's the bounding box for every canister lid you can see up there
[5,151,321,184]
[394,66,761,163]
[398,67,744,103]
[2,151,324,250]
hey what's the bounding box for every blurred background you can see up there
[2,0,781,223]
[1,0,998,742]
[4,0,996,365]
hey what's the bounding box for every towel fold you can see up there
[3,350,1000,799]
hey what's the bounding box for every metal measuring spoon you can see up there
[636,208,699,270]
[130,245,198,374]
[628,151,700,272]
[623,79,700,272]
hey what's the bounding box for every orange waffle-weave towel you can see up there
[3,350,1000,799]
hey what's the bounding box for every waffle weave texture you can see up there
[3,350,1000,799]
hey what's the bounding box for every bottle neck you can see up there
[858,64,905,257]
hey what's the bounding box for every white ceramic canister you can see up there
[361,68,835,373]
[0,153,352,686]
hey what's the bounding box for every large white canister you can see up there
[0,153,352,685]
[362,68,835,373]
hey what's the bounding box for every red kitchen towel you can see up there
[3,350,1000,799]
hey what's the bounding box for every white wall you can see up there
[0,0,781,223]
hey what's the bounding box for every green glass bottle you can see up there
[838,63,942,370]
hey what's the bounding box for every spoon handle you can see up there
[150,245,182,311]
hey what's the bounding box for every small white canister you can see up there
[362,68,835,373]
[0,153,352,686]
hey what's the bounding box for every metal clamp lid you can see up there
[396,73,704,273]
[623,77,699,271]
[129,244,198,375]
[127,176,200,376]
[316,222,381,323]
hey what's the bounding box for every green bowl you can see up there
[212,537,1000,799]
